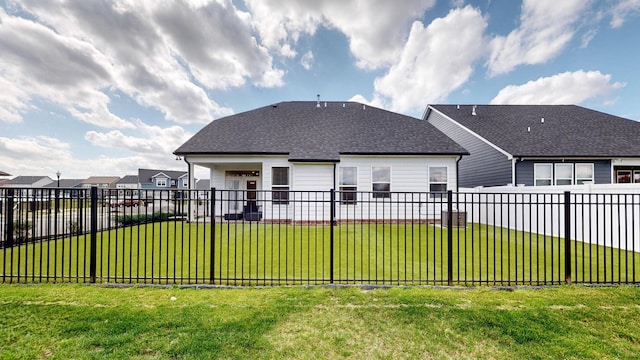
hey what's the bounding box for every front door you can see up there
[246,180,257,209]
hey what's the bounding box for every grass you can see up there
[0,284,639,359]
[2,222,640,285]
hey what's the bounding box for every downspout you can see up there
[333,162,337,191]
[511,157,517,185]
[183,157,193,190]
[455,155,462,191]
[183,156,193,222]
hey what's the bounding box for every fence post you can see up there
[5,189,15,248]
[447,190,453,286]
[564,191,572,284]
[330,189,335,284]
[209,187,216,284]
[89,186,98,283]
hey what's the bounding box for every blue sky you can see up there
[1,0,639,180]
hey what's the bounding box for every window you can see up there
[534,164,552,186]
[156,178,167,187]
[575,164,594,184]
[372,166,390,199]
[271,167,289,204]
[635,171,640,183]
[339,167,357,204]
[617,170,632,183]
[429,166,447,198]
[554,164,573,185]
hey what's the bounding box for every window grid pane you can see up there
[576,164,594,184]
[272,167,289,186]
[340,167,357,186]
[534,164,552,186]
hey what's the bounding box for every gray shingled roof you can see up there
[5,176,52,185]
[44,179,84,188]
[117,175,139,185]
[430,105,640,158]
[175,101,468,161]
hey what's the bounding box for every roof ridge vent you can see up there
[472,105,477,116]
[316,94,321,108]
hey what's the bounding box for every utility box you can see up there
[442,210,467,228]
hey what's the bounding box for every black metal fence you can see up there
[1,187,639,285]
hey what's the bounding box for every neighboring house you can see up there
[174,101,468,220]
[138,169,188,199]
[425,105,640,188]
[116,175,140,197]
[0,176,54,197]
[44,179,84,197]
[81,176,121,197]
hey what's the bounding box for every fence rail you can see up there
[1,187,639,285]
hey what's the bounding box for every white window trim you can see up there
[339,166,358,204]
[534,163,553,186]
[575,163,595,184]
[271,167,290,204]
[554,163,574,185]
[371,166,391,199]
[156,178,167,187]
[428,166,448,198]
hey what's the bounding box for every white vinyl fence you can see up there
[458,184,640,251]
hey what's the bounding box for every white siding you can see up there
[334,155,457,220]
[192,154,459,221]
[292,163,334,191]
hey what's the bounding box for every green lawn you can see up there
[2,222,639,285]
[1,284,639,359]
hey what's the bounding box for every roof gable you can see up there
[175,101,468,160]
[138,169,187,184]
[117,175,139,184]
[429,105,640,158]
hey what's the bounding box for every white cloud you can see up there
[85,120,190,158]
[490,70,625,105]
[0,123,192,178]
[0,8,132,128]
[300,51,314,70]
[245,0,436,70]
[487,0,589,76]
[0,136,73,176]
[610,0,640,28]
[2,0,286,126]
[371,6,487,113]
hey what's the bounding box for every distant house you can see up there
[0,176,53,197]
[81,176,120,197]
[116,175,139,197]
[138,169,188,199]
[0,171,10,177]
[44,179,84,197]
[174,101,468,220]
[425,105,640,188]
